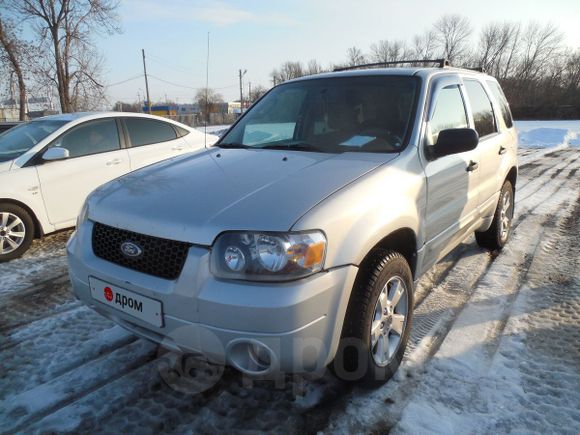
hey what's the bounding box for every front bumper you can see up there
[67,221,358,375]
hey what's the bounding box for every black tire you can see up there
[0,203,35,262]
[475,180,514,251]
[332,250,414,384]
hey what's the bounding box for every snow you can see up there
[195,124,230,137]
[0,120,578,433]
[515,120,580,166]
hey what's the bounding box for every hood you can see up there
[89,148,397,245]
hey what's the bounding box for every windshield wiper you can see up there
[261,142,325,152]
[214,142,252,149]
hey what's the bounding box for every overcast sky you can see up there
[100,0,580,105]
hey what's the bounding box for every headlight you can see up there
[76,200,89,227]
[210,231,326,281]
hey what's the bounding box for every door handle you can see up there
[106,158,122,166]
[499,146,507,155]
[466,160,479,172]
[172,146,185,151]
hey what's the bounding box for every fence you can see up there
[160,112,238,127]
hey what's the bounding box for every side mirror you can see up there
[42,147,70,161]
[431,128,479,159]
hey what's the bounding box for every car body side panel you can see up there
[291,148,425,272]
[36,148,132,226]
[0,166,55,234]
[476,79,519,225]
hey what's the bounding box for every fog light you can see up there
[227,340,274,375]
[249,342,271,368]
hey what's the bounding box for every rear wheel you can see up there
[475,180,514,251]
[333,250,414,384]
[0,203,34,262]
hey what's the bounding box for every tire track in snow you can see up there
[323,149,580,434]
[0,310,137,399]
[0,274,79,334]
[515,152,578,204]
[1,339,157,434]
[391,193,579,434]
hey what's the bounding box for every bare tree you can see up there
[346,46,365,66]
[249,84,268,102]
[411,31,437,61]
[433,14,472,64]
[305,59,325,75]
[271,61,304,84]
[195,87,223,122]
[0,14,28,120]
[516,22,563,82]
[7,0,121,112]
[562,50,580,90]
[369,40,410,63]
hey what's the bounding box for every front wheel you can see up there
[0,203,35,262]
[475,180,514,251]
[333,250,414,384]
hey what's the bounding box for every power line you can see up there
[148,74,236,91]
[148,54,196,74]
[105,74,143,87]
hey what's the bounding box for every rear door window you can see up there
[464,80,497,138]
[487,81,513,129]
[124,118,178,147]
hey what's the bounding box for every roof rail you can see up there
[334,58,450,72]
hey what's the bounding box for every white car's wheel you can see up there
[0,203,35,262]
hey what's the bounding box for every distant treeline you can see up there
[270,15,580,120]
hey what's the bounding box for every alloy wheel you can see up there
[0,212,26,255]
[370,276,408,366]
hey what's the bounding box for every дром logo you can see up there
[104,286,113,301]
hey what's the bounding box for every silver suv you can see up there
[68,62,517,383]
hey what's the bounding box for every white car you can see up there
[0,112,213,261]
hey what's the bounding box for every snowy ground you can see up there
[1,121,579,434]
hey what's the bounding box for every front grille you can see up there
[92,222,191,280]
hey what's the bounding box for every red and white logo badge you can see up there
[104,286,113,302]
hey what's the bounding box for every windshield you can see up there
[218,76,419,153]
[0,120,68,162]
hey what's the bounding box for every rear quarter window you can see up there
[124,118,178,147]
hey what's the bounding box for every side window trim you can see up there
[116,118,129,149]
[122,117,179,148]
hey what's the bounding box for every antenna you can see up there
[204,32,210,148]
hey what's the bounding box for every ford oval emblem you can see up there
[120,241,143,258]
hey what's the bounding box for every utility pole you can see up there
[239,69,247,112]
[142,49,152,114]
[248,81,252,105]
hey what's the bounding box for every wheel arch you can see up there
[0,198,43,238]
[356,227,418,281]
[506,166,517,191]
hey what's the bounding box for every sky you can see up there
[98,0,580,105]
